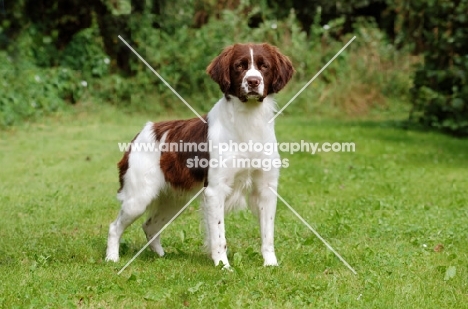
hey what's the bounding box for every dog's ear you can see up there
[206,45,234,94]
[263,44,294,93]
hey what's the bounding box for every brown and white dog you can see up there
[106,43,294,267]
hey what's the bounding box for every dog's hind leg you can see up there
[142,191,187,257]
[106,193,155,262]
[106,122,167,262]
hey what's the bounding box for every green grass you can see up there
[1,102,467,308]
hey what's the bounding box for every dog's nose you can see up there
[247,77,261,88]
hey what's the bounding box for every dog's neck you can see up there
[207,94,277,143]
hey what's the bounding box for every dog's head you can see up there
[207,43,294,102]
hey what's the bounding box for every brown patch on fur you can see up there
[117,116,209,193]
[117,133,139,193]
[154,116,209,190]
[257,43,295,93]
[206,45,235,95]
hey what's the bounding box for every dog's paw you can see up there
[155,247,165,257]
[263,252,278,266]
[214,258,231,270]
[105,254,119,262]
[148,243,165,257]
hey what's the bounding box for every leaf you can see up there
[444,266,456,281]
[179,230,186,243]
[303,236,315,246]
[144,289,171,301]
[245,247,257,258]
[188,282,203,294]
[233,252,242,265]
[144,293,158,301]
[42,36,52,44]
[451,98,464,109]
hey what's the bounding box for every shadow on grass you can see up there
[117,244,214,268]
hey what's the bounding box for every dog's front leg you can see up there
[251,170,279,266]
[203,186,230,268]
[259,187,278,266]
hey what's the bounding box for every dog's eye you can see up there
[235,63,246,70]
[260,63,269,70]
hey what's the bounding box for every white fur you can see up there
[204,95,279,267]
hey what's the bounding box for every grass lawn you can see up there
[0,103,467,308]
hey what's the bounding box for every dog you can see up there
[106,43,294,267]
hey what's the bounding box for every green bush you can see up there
[60,26,110,78]
[0,32,88,127]
[0,48,85,127]
[406,0,468,136]
[0,13,103,126]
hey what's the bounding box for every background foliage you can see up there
[405,0,468,136]
[0,0,466,135]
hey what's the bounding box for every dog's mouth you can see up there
[239,91,264,102]
[247,91,262,98]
